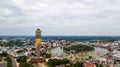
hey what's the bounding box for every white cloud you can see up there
[0,0,120,35]
[0,8,14,15]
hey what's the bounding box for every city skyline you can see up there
[0,0,120,36]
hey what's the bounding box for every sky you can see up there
[0,0,120,36]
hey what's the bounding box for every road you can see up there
[8,56,17,67]
[39,63,46,67]
[0,62,7,67]
[11,57,17,67]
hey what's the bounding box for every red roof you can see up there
[31,58,46,62]
[83,62,95,67]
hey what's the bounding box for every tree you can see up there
[0,57,2,62]
[17,56,27,63]
[40,51,46,56]
[45,53,51,58]
[6,57,12,67]
[74,62,83,67]
[63,45,94,53]
[19,62,28,67]
[31,48,36,51]
[1,52,8,57]
[18,57,33,67]
[48,59,70,66]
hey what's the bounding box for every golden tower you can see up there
[35,29,41,58]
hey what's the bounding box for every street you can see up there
[8,56,17,67]
[0,62,7,67]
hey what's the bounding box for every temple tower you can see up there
[35,29,41,58]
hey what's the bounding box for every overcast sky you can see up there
[0,0,120,36]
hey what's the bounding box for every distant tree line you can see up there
[63,45,94,53]
[47,59,85,67]
[48,59,70,66]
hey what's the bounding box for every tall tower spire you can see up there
[35,29,41,58]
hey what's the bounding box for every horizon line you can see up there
[0,35,120,37]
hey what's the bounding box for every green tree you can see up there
[45,53,51,58]
[7,57,12,67]
[74,62,83,67]
[19,62,28,67]
[48,59,70,66]
[1,52,8,57]
[17,56,27,63]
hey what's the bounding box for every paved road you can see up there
[11,57,17,67]
[39,63,46,67]
[8,56,17,67]
[0,62,7,67]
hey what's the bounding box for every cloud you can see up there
[0,0,120,35]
